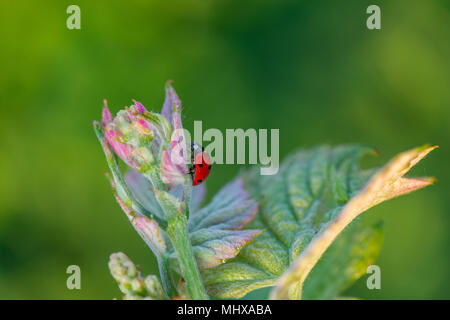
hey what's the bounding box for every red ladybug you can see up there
[189,143,212,185]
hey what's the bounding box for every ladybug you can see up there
[189,142,212,185]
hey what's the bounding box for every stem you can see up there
[139,152,206,298]
[152,173,207,299]
[166,214,208,300]
[156,254,177,299]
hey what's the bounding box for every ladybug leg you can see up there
[188,164,195,180]
[188,143,196,183]
[190,142,195,164]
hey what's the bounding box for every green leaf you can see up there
[302,218,384,299]
[202,145,435,299]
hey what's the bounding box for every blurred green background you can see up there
[0,0,449,299]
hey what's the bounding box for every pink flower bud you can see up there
[100,99,172,173]
[96,82,190,188]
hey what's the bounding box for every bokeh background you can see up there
[0,0,449,299]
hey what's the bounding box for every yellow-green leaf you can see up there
[202,145,435,299]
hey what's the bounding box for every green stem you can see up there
[140,156,206,299]
[151,170,206,299]
[156,254,177,299]
[167,214,208,300]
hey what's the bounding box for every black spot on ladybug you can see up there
[197,179,203,183]
[198,164,203,168]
